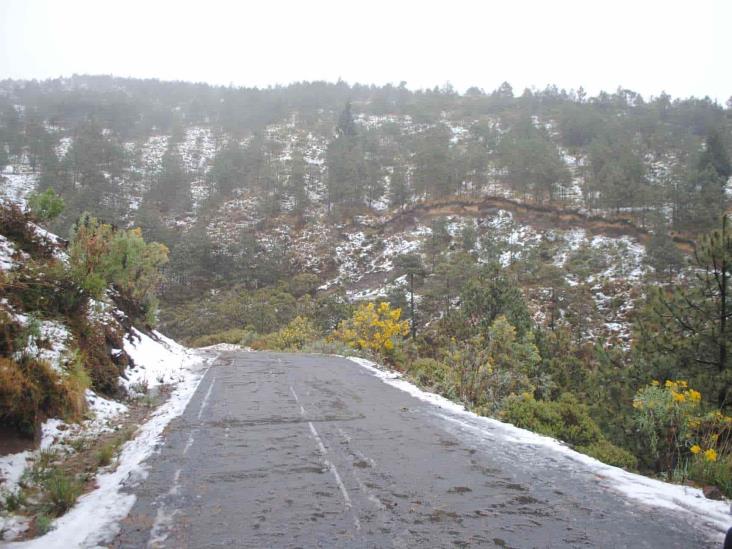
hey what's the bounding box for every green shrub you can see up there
[35,512,53,535]
[15,262,86,317]
[500,393,563,438]
[502,393,638,469]
[254,316,318,351]
[578,439,638,470]
[25,449,58,485]
[77,319,124,397]
[287,273,320,297]
[15,314,42,354]
[501,393,602,447]
[406,358,457,398]
[688,454,732,497]
[2,488,27,512]
[68,214,168,313]
[42,469,82,516]
[439,317,539,415]
[299,339,353,356]
[28,189,65,222]
[96,443,116,467]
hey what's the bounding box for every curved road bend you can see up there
[114,351,719,548]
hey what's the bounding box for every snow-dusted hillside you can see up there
[0,102,684,350]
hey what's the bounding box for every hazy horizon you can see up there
[1,0,731,102]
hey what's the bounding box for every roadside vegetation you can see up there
[1,198,167,435]
[0,195,170,535]
[177,214,732,498]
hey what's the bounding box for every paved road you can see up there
[114,351,718,548]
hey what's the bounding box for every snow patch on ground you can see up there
[321,227,425,293]
[179,126,216,174]
[348,356,731,540]
[554,227,587,267]
[0,452,31,494]
[0,234,17,270]
[25,320,71,373]
[122,329,196,389]
[0,170,37,208]
[55,137,72,160]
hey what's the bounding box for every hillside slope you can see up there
[0,201,205,543]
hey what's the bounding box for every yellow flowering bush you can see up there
[634,380,732,495]
[632,380,703,472]
[687,409,732,471]
[333,302,409,356]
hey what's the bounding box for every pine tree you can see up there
[646,226,684,282]
[412,125,451,198]
[364,160,384,210]
[460,223,478,252]
[326,134,364,212]
[288,150,309,215]
[699,128,731,180]
[394,253,426,339]
[209,140,247,196]
[150,144,191,214]
[638,215,732,407]
[335,102,357,139]
[388,167,410,210]
[425,218,451,271]
[1,105,23,158]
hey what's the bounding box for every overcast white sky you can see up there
[1,0,730,101]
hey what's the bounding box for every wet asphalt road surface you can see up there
[114,351,719,548]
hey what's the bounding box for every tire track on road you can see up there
[289,382,361,531]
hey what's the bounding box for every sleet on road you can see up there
[113,351,718,548]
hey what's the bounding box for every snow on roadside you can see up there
[196,342,245,352]
[347,357,732,540]
[39,392,129,452]
[6,336,213,548]
[0,392,130,515]
[0,452,31,494]
[122,328,195,389]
